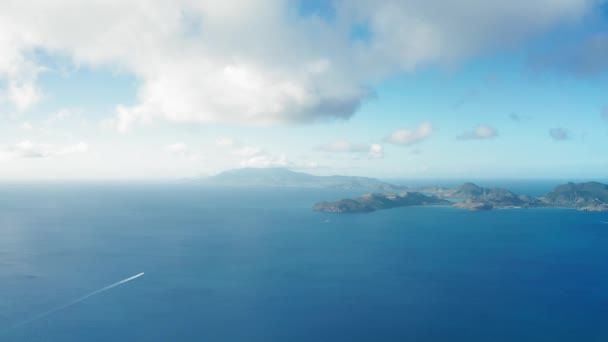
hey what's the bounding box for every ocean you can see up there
[1,183,607,341]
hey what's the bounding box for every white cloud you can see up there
[215,136,265,157]
[368,144,384,159]
[0,49,45,112]
[50,108,74,121]
[215,136,316,168]
[0,141,88,160]
[233,146,264,157]
[315,141,384,159]
[163,142,204,161]
[385,122,433,145]
[6,81,43,112]
[58,142,88,155]
[215,137,238,148]
[240,154,290,168]
[458,125,498,140]
[0,0,597,125]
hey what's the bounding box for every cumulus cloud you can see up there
[0,141,88,159]
[368,144,384,159]
[0,54,44,112]
[0,0,598,125]
[549,128,570,140]
[458,125,498,140]
[385,122,433,146]
[315,140,384,159]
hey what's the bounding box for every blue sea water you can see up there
[1,183,607,341]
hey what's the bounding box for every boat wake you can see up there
[2,272,144,335]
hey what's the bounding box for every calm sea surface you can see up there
[1,183,607,341]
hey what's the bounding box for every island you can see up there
[195,168,608,213]
[313,192,451,213]
[197,167,407,191]
[314,181,608,213]
[540,181,608,211]
[440,182,543,209]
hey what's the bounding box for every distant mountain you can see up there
[200,168,406,191]
[313,192,450,213]
[541,182,608,210]
[448,182,492,198]
[446,182,542,208]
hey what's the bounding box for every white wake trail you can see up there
[4,272,144,334]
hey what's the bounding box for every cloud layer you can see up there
[0,0,598,128]
[216,136,318,169]
[0,141,88,160]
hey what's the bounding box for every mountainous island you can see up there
[314,181,608,213]
[199,167,406,191]
[199,168,608,213]
[313,192,450,213]
[430,182,543,210]
[541,181,608,212]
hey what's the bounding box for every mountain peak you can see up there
[543,181,608,207]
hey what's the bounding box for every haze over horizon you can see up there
[1,1,607,180]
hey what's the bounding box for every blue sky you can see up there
[0,0,607,180]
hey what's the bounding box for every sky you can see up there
[0,0,607,180]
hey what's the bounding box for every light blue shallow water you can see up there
[1,183,607,341]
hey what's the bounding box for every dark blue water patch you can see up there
[0,184,607,341]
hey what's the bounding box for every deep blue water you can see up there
[1,183,607,341]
